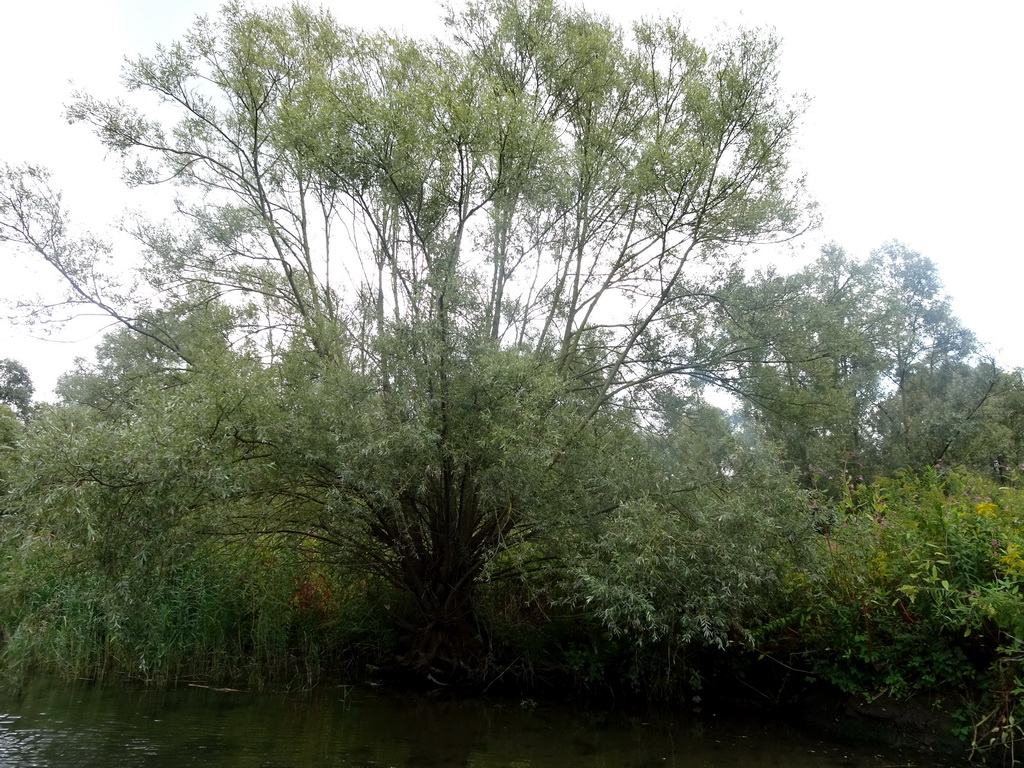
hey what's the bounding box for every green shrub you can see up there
[783,467,1024,759]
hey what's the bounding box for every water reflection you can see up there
[0,679,944,767]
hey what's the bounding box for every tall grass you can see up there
[0,524,393,685]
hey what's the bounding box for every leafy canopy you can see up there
[0,0,815,671]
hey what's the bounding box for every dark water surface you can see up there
[0,678,947,767]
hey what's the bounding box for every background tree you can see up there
[873,358,1020,476]
[867,241,977,462]
[728,240,1000,488]
[0,361,31,512]
[727,244,884,485]
[0,359,33,420]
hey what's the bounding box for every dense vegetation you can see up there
[1,0,1022,761]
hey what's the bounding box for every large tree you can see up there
[0,0,812,673]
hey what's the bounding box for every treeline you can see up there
[0,0,1021,761]
[1,240,1022,759]
[737,240,1024,487]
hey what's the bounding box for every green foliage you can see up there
[0,404,22,504]
[875,362,1023,476]
[560,403,816,663]
[0,0,817,674]
[731,242,1019,490]
[0,391,395,683]
[2,21,1023,763]
[0,305,386,682]
[0,359,32,420]
[781,468,1024,757]
[728,244,884,486]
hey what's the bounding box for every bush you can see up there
[783,467,1024,760]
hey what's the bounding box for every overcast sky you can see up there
[2,0,1022,399]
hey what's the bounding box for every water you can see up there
[0,678,947,767]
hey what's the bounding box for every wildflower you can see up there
[1000,542,1024,576]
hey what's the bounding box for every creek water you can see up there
[0,677,950,767]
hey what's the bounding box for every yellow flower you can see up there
[1000,542,1024,576]
[976,502,998,519]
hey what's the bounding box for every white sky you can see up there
[2,0,1022,399]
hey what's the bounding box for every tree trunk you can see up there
[396,578,485,681]
[373,479,496,681]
